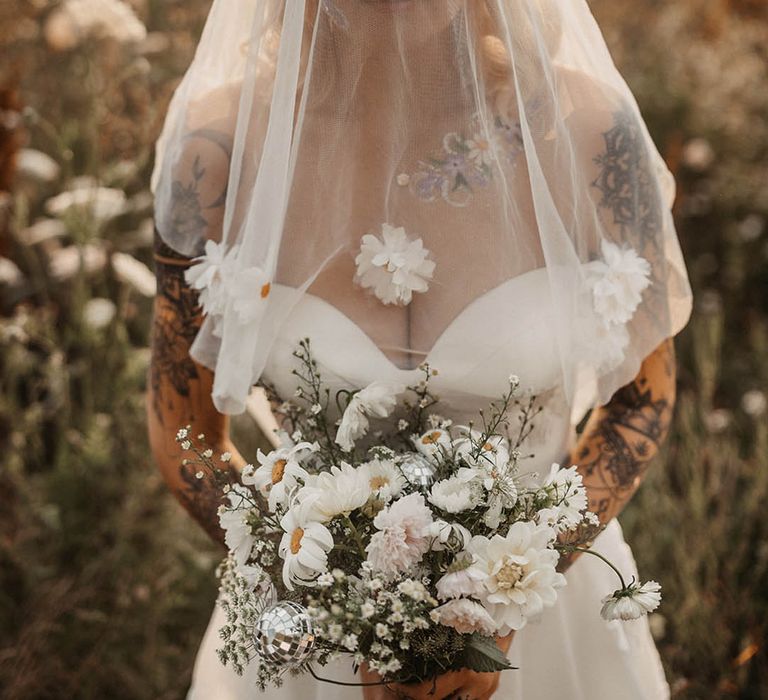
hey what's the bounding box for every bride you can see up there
[147,1,693,698]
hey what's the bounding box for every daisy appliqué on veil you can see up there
[354,223,436,306]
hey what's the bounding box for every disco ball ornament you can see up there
[399,452,436,488]
[255,601,316,666]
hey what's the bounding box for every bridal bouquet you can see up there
[177,339,661,690]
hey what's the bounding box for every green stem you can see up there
[558,545,628,589]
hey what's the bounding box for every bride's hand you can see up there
[360,633,515,700]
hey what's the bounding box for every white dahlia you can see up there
[366,493,433,576]
[429,475,480,513]
[467,521,565,634]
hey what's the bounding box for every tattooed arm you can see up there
[146,233,248,546]
[557,337,676,572]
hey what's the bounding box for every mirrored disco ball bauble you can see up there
[399,453,436,488]
[255,601,316,666]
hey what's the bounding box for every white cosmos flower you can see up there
[584,239,651,327]
[432,599,497,636]
[429,475,479,513]
[539,464,588,532]
[354,223,436,306]
[278,498,334,591]
[600,580,662,621]
[360,458,406,501]
[297,462,371,522]
[218,485,256,566]
[241,441,316,512]
[467,521,565,634]
[335,381,405,451]
[366,493,433,576]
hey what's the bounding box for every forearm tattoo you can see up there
[557,340,675,572]
[150,233,201,422]
[150,232,227,544]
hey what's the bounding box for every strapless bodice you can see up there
[261,268,579,477]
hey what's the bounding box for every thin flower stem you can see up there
[558,545,628,589]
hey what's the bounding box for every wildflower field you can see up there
[0,1,766,698]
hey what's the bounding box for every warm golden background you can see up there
[1,1,766,698]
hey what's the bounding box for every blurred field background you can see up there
[0,0,766,698]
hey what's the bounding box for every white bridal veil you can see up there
[151,0,693,417]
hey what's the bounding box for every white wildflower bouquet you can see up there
[177,338,661,691]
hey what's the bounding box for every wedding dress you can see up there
[186,278,671,699]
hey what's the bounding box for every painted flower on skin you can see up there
[354,224,435,306]
[278,498,334,590]
[600,580,662,621]
[366,493,433,576]
[467,521,565,634]
[335,381,405,451]
[241,441,317,512]
[432,599,497,635]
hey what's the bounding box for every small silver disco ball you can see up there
[399,452,436,488]
[255,601,316,667]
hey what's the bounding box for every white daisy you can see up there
[241,441,317,512]
[278,499,335,590]
[360,457,407,502]
[354,223,435,306]
[413,427,452,461]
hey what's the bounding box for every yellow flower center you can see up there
[496,561,524,590]
[290,527,304,555]
[260,282,271,298]
[421,431,442,445]
[370,475,390,490]
[271,459,287,484]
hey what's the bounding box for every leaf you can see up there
[459,634,516,674]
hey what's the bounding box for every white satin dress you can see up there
[187,274,671,699]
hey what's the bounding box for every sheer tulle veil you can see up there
[151,0,693,417]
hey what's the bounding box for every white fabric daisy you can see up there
[584,239,652,327]
[184,240,238,318]
[354,223,435,306]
